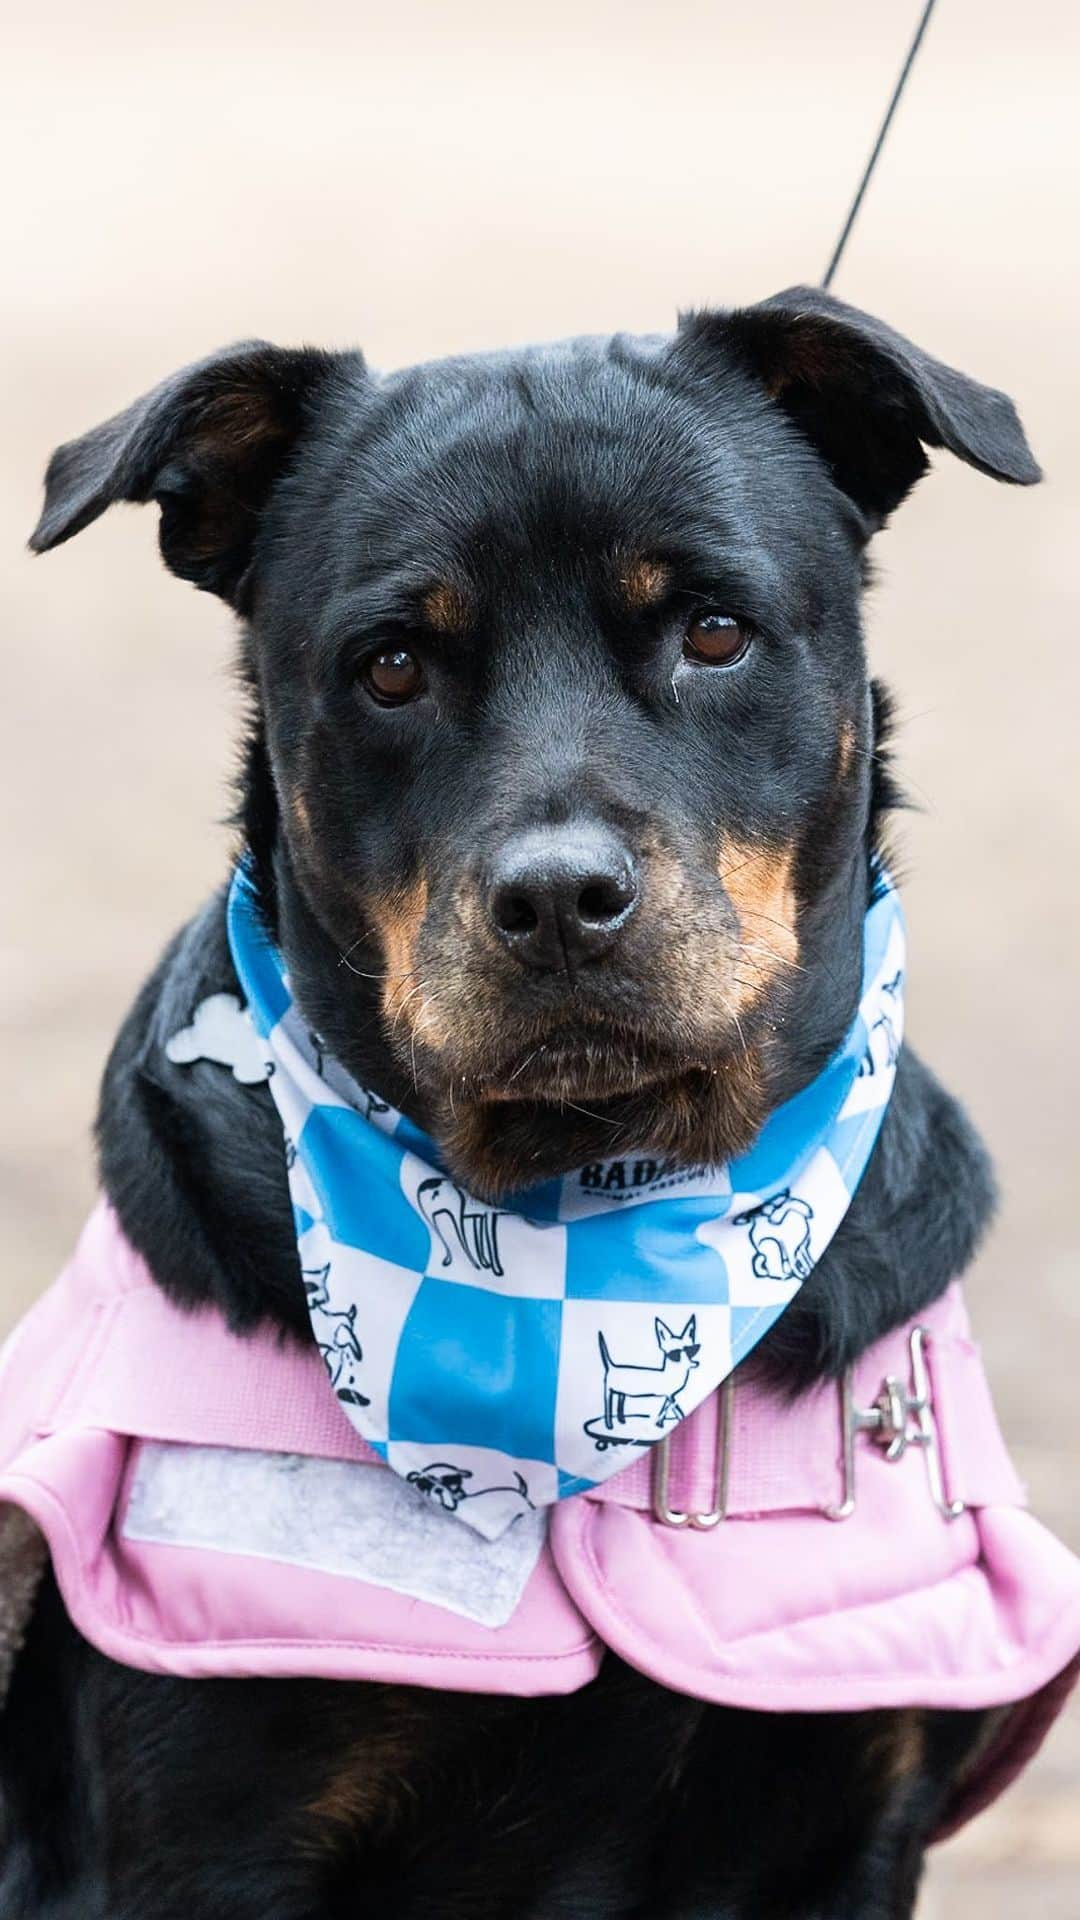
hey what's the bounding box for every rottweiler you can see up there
[2,287,1047,1918]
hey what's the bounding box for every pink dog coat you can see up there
[1,1203,1077,1839]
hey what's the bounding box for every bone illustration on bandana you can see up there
[161,863,905,1539]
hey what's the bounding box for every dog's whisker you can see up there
[336,933,367,970]
[736,935,807,977]
[735,911,826,984]
[389,979,428,1030]
[505,1049,542,1086]
[339,952,425,985]
[558,1098,621,1128]
[730,1010,749,1062]
[716,850,797,892]
[406,997,436,1092]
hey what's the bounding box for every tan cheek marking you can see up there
[619,556,670,611]
[422,580,471,635]
[717,839,799,1010]
[836,718,857,783]
[367,878,441,1040]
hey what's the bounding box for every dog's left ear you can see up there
[29,341,353,609]
[675,286,1041,527]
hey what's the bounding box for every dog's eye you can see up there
[361,647,425,705]
[683,611,752,667]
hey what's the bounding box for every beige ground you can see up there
[1,2,1076,1910]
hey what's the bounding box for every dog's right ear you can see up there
[674,287,1041,530]
[29,342,355,610]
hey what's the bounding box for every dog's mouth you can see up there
[425,1016,770,1200]
[468,1029,713,1107]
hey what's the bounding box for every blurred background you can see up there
[1,2,1076,1909]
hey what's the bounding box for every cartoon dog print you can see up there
[732,1190,814,1282]
[597,1316,700,1431]
[859,968,903,1078]
[303,1264,370,1407]
[417,1176,505,1278]
[405,1462,534,1514]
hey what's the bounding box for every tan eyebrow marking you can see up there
[618,557,671,611]
[422,581,473,635]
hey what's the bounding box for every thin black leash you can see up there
[822,0,940,289]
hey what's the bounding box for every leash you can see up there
[822,0,940,289]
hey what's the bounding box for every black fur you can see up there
[2,1580,988,1920]
[2,288,1040,1916]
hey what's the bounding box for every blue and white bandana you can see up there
[166,868,904,1539]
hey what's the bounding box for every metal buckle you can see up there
[823,1325,965,1522]
[652,1376,734,1529]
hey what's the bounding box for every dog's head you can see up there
[32,290,1038,1196]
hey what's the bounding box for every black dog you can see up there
[2,288,1041,1918]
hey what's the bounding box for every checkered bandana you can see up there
[195,867,904,1538]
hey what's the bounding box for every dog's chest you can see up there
[1,1196,1077,1822]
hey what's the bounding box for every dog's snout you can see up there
[488,823,639,970]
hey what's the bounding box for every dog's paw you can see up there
[165,992,272,1085]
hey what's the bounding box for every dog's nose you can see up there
[487,824,639,971]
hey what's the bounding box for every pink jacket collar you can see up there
[1,1203,1077,1839]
